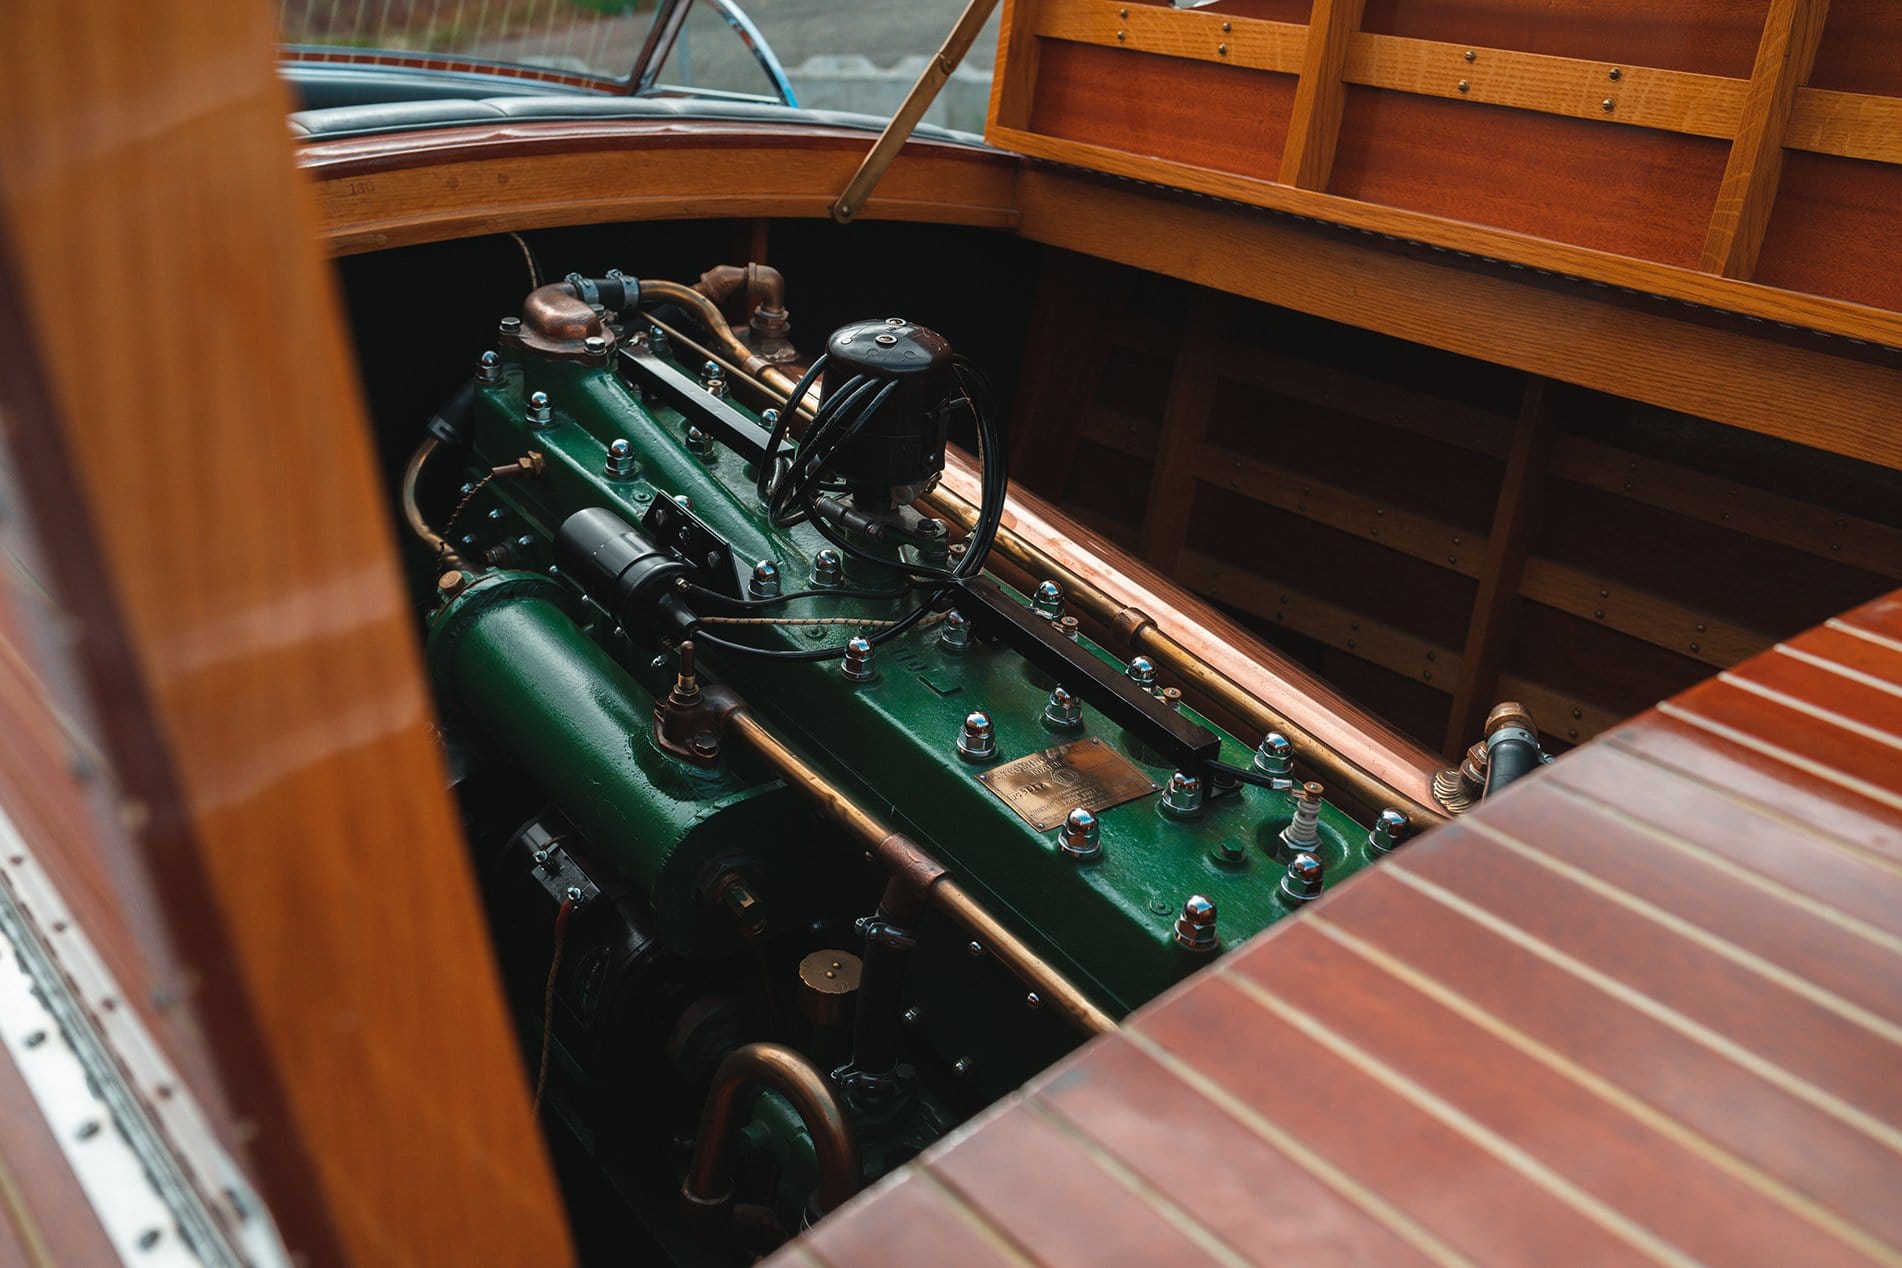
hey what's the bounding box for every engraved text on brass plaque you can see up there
[975,737,1161,831]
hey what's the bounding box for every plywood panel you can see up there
[1328,88,1730,267]
[1755,152,1902,315]
[1028,39,1297,179]
[1808,0,1902,96]
[1359,0,1771,78]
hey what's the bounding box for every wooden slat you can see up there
[1518,558,1768,669]
[1343,33,1748,138]
[1701,0,1835,277]
[986,0,1046,133]
[925,1101,1227,1265]
[1445,378,1550,753]
[1319,870,1902,1257]
[1280,0,1369,188]
[0,2,573,1262]
[1033,0,1307,74]
[1786,87,1902,165]
[1239,922,1875,1265]
[1026,1041,1437,1266]
[1137,299,1226,569]
[789,583,1902,1267]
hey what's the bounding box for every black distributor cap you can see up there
[826,318,954,384]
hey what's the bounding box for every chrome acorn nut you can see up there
[841,636,875,683]
[810,548,843,589]
[749,559,781,598]
[957,711,996,762]
[1174,895,1218,952]
[1253,731,1293,779]
[1161,771,1204,818]
[1279,853,1325,905]
[1043,685,1083,730]
[603,437,638,480]
[1369,808,1410,855]
[1032,579,1065,620]
[939,609,972,652]
[1057,807,1102,861]
[1126,656,1158,692]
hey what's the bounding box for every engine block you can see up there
[409,271,1396,1249]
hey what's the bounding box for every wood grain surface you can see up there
[0,2,573,1263]
[304,120,1020,255]
[992,0,1902,336]
[1008,169,1902,471]
[772,585,1902,1265]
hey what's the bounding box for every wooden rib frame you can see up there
[996,0,1902,349]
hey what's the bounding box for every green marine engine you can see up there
[403,268,1403,1259]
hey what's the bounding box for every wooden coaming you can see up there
[302,121,1021,255]
[779,587,1902,1266]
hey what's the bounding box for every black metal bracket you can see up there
[642,495,746,599]
[616,343,775,465]
[949,575,1221,769]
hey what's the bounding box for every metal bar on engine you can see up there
[617,343,777,463]
[950,575,1223,768]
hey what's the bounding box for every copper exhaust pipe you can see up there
[679,1042,861,1236]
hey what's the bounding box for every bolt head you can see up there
[1280,852,1325,904]
[939,608,972,652]
[1058,805,1103,861]
[958,711,996,762]
[1254,731,1293,776]
[1371,808,1410,854]
[1162,770,1205,817]
[841,634,876,682]
[1174,895,1219,952]
[1044,685,1083,730]
[583,335,607,355]
[1126,656,1157,689]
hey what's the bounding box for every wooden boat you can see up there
[0,0,1897,1262]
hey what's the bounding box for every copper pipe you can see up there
[695,262,786,313]
[680,1042,860,1235]
[400,437,462,569]
[927,456,1447,825]
[640,281,779,386]
[694,263,795,365]
[726,710,1116,1036]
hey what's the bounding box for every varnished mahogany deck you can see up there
[778,587,1902,1266]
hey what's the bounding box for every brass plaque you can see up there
[976,737,1161,831]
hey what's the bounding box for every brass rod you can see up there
[829,0,1004,224]
[726,710,1116,1036]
